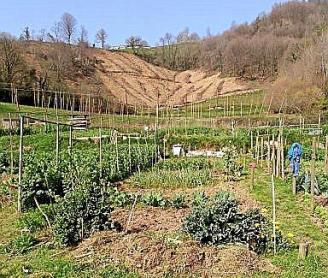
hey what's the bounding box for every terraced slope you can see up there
[95,50,252,107]
[22,42,253,107]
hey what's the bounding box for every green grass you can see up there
[249,168,328,278]
[0,206,141,278]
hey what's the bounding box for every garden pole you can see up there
[18,115,24,213]
[69,125,73,155]
[56,121,60,167]
[267,136,271,173]
[281,134,285,180]
[292,176,297,195]
[271,173,277,255]
[128,134,132,172]
[99,118,103,179]
[260,136,264,168]
[325,135,328,175]
[311,137,316,211]
[8,113,14,176]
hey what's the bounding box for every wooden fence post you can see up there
[18,115,24,213]
[271,173,277,255]
[311,137,316,211]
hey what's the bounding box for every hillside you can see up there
[0,40,251,109]
[95,50,250,106]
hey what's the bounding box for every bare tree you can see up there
[60,12,77,44]
[48,22,61,42]
[78,25,88,46]
[37,28,47,42]
[20,26,31,41]
[125,36,148,53]
[0,35,22,83]
[96,28,107,48]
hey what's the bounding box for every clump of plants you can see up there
[183,192,288,254]
[222,147,244,181]
[142,192,168,207]
[131,168,211,189]
[5,234,37,255]
[53,184,119,246]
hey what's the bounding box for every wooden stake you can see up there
[18,115,24,213]
[271,174,277,255]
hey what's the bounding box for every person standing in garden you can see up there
[288,143,303,177]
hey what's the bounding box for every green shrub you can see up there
[183,192,287,254]
[142,192,168,207]
[53,184,116,246]
[21,143,156,210]
[108,187,136,208]
[0,151,9,173]
[17,205,55,233]
[314,206,328,228]
[170,194,187,209]
[6,234,37,255]
[222,147,244,181]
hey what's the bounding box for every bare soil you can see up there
[71,178,274,277]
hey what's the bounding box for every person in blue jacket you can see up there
[288,143,303,177]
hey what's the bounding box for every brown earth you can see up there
[24,42,253,108]
[71,179,273,277]
[73,204,276,277]
[95,50,251,107]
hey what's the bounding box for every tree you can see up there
[96,28,107,48]
[20,26,31,41]
[0,35,22,83]
[78,25,88,46]
[60,12,77,44]
[37,28,47,42]
[125,36,148,52]
[48,22,61,42]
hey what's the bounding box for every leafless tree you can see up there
[37,28,47,42]
[48,22,61,42]
[20,26,31,41]
[0,35,22,83]
[96,28,107,48]
[78,25,88,46]
[59,12,77,44]
[125,35,148,53]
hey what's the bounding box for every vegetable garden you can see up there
[1,106,328,277]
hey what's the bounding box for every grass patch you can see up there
[248,168,328,277]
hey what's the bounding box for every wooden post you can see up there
[128,134,132,172]
[267,136,271,173]
[311,137,316,211]
[251,131,254,150]
[56,122,60,167]
[256,136,259,164]
[69,125,73,155]
[281,134,285,180]
[8,113,14,175]
[272,135,276,176]
[99,119,103,179]
[311,137,316,193]
[271,174,277,255]
[292,176,297,195]
[260,136,264,168]
[18,115,24,213]
[298,242,310,260]
[325,135,328,175]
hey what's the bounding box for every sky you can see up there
[0,0,289,46]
